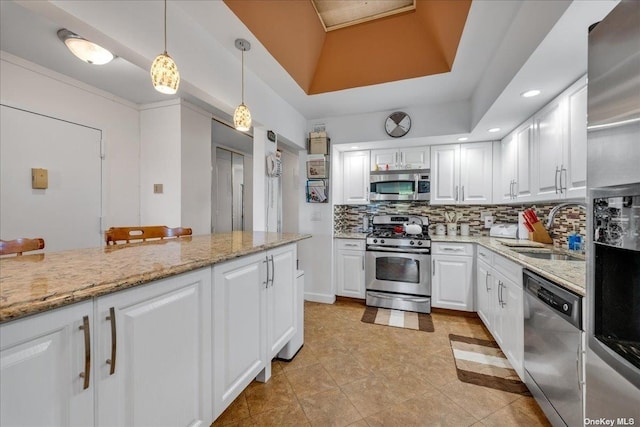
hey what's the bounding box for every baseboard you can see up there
[304,292,335,304]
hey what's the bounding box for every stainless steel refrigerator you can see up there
[586,0,640,422]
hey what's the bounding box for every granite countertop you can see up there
[0,232,311,323]
[331,233,585,296]
[432,235,585,296]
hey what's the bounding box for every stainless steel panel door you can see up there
[365,251,430,296]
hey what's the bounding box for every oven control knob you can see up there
[373,239,378,244]
[563,303,569,312]
[410,241,415,245]
[380,239,385,244]
[418,241,423,246]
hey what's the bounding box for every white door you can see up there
[431,255,474,311]
[534,99,565,200]
[476,260,493,329]
[499,134,517,202]
[370,149,398,170]
[0,301,94,427]
[0,105,102,251]
[565,83,587,198]
[336,249,365,298]
[343,151,370,204]
[515,122,533,200]
[213,253,266,418]
[214,148,233,233]
[95,269,212,427]
[400,147,430,169]
[267,244,296,358]
[431,144,460,204]
[460,142,492,204]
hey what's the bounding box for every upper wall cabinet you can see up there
[370,147,430,171]
[342,151,370,204]
[431,142,493,205]
[532,77,587,201]
[498,119,534,203]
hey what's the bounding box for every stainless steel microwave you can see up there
[369,170,430,201]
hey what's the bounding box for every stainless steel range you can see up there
[365,215,431,313]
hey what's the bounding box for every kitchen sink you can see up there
[513,249,584,261]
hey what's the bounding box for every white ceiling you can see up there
[0,0,619,145]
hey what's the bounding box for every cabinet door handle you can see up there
[263,256,269,288]
[461,186,465,201]
[362,255,365,271]
[485,272,491,291]
[344,243,358,247]
[555,167,560,194]
[455,186,459,202]
[432,259,435,276]
[560,165,567,194]
[105,307,116,375]
[442,247,462,252]
[269,255,275,287]
[79,315,91,390]
[513,180,518,199]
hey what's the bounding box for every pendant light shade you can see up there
[151,0,179,94]
[234,38,252,131]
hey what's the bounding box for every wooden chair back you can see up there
[0,238,46,256]
[105,226,192,245]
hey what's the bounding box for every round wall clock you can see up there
[385,111,411,138]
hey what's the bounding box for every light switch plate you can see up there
[31,168,48,189]
[153,184,163,194]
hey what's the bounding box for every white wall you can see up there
[139,101,182,227]
[181,102,213,235]
[0,51,140,228]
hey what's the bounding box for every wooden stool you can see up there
[0,238,46,256]
[105,226,192,245]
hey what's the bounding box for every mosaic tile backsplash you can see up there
[334,202,586,249]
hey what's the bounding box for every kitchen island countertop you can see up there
[0,232,311,323]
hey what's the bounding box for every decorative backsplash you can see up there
[334,202,586,249]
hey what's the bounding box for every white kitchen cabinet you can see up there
[265,244,297,359]
[370,146,429,171]
[213,252,267,418]
[532,77,587,201]
[431,243,474,311]
[334,239,366,299]
[431,142,492,205]
[498,120,533,203]
[342,151,370,204]
[0,301,94,427]
[95,268,212,427]
[474,246,524,379]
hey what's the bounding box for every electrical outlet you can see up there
[484,216,494,229]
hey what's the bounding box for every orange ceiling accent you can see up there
[224,0,471,95]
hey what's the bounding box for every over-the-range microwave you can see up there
[369,170,430,201]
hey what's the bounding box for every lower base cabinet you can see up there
[334,239,366,299]
[432,243,475,311]
[0,301,94,427]
[95,268,212,427]
[475,247,524,379]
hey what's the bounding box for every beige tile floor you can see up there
[213,299,551,427]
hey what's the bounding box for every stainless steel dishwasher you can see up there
[523,270,583,427]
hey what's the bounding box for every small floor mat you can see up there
[361,306,434,332]
[449,334,531,395]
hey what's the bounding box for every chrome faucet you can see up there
[546,202,587,229]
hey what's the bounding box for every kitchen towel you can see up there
[361,307,434,332]
[449,334,530,395]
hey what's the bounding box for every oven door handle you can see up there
[367,292,430,303]
[367,246,431,254]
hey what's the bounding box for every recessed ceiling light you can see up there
[351,146,360,149]
[57,29,114,65]
[457,137,468,141]
[488,128,501,133]
[521,89,541,98]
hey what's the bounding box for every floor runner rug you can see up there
[449,334,531,395]
[361,306,434,332]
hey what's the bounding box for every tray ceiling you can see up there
[224,0,470,95]
[311,0,415,32]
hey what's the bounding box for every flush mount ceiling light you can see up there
[233,38,252,132]
[57,29,114,65]
[521,89,541,98]
[457,137,469,141]
[150,0,180,94]
[488,127,501,133]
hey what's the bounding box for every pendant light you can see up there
[150,0,180,94]
[233,39,252,132]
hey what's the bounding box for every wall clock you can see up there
[385,111,411,138]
